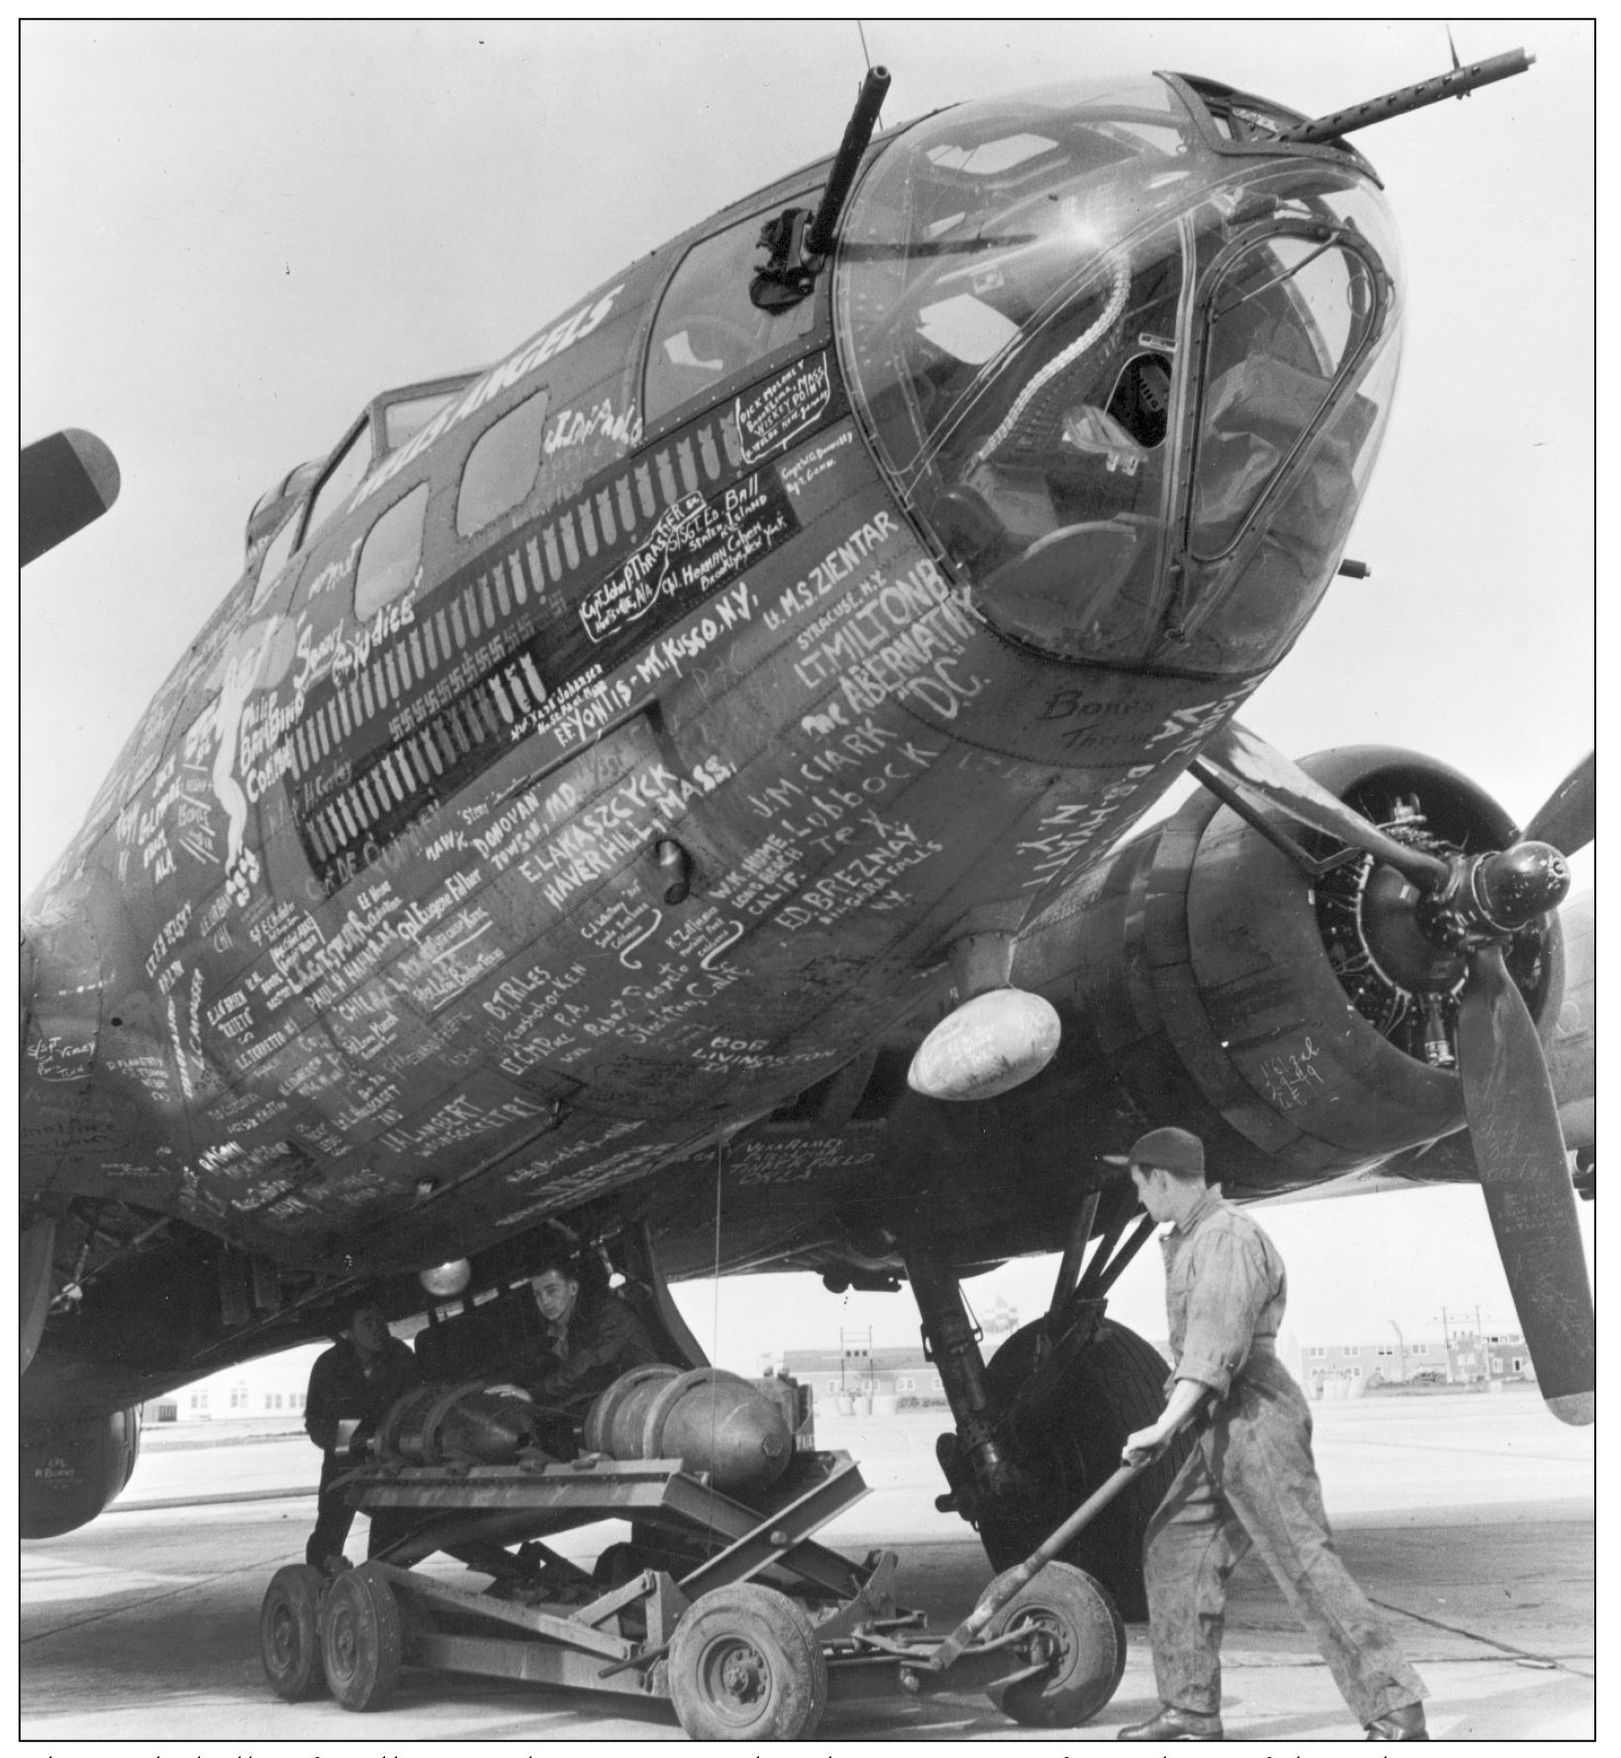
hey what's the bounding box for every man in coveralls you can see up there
[1111,1128,1428,1743]
[303,1298,421,1570]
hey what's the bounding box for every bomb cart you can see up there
[259,1366,1127,1739]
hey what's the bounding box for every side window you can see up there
[355,484,428,618]
[304,420,375,548]
[456,389,551,537]
[250,512,302,610]
[644,210,818,426]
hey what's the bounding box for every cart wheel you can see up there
[320,1563,404,1711]
[984,1560,1126,1728]
[668,1583,828,1741]
[260,1564,327,1701]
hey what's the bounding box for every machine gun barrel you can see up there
[1281,47,1533,144]
[805,65,892,259]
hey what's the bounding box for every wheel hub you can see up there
[1013,1611,1065,1670]
[711,1638,767,1709]
[330,1612,357,1673]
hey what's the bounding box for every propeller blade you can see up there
[20,428,121,565]
[1194,722,1449,888]
[1520,752,1594,858]
[1455,942,1594,1424]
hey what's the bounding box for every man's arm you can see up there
[1122,1377,1208,1466]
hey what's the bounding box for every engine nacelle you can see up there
[1038,745,1563,1189]
[870,747,1566,1263]
[21,1407,142,1539]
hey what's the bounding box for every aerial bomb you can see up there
[583,1365,793,1496]
[371,1385,542,1466]
[364,1369,795,1494]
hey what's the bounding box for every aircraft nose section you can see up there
[838,75,1405,680]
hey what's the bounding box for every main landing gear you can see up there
[905,1183,1191,1622]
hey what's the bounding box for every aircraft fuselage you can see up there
[25,73,1408,1383]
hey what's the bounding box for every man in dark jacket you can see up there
[303,1298,421,1570]
[1111,1128,1428,1744]
[487,1250,661,1448]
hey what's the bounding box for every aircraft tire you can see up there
[978,1318,1191,1622]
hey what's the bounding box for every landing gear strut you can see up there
[905,1185,1189,1621]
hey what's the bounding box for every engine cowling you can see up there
[1040,745,1563,1189]
[21,1407,143,1539]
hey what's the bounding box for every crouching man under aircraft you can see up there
[1112,1128,1429,1744]
[303,1297,422,1571]
[486,1247,663,1453]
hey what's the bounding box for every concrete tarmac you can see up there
[21,1387,1593,1746]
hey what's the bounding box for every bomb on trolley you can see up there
[259,1366,1129,1739]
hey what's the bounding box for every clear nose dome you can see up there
[837,77,1404,678]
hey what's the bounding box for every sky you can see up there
[17,21,1596,1369]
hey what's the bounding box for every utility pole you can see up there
[838,1326,872,1401]
[1389,1319,1406,1384]
[1440,1305,1487,1383]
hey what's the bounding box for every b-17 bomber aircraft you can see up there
[21,42,1594,1619]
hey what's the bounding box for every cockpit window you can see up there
[303,420,375,550]
[355,484,428,618]
[250,511,302,611]
[247,483,281,534]
[644,209,819,426]
[457,388,551,537]
[384,388,460,452]
[244,458,321,567]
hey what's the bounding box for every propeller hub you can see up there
[1415,840,1571,946]
[1469,840,1571,932]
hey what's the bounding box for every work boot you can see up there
[1118,1705,1224,1741]
[1364,1703,1428,1741]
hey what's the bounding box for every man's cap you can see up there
[1102,1126,1205,1175]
